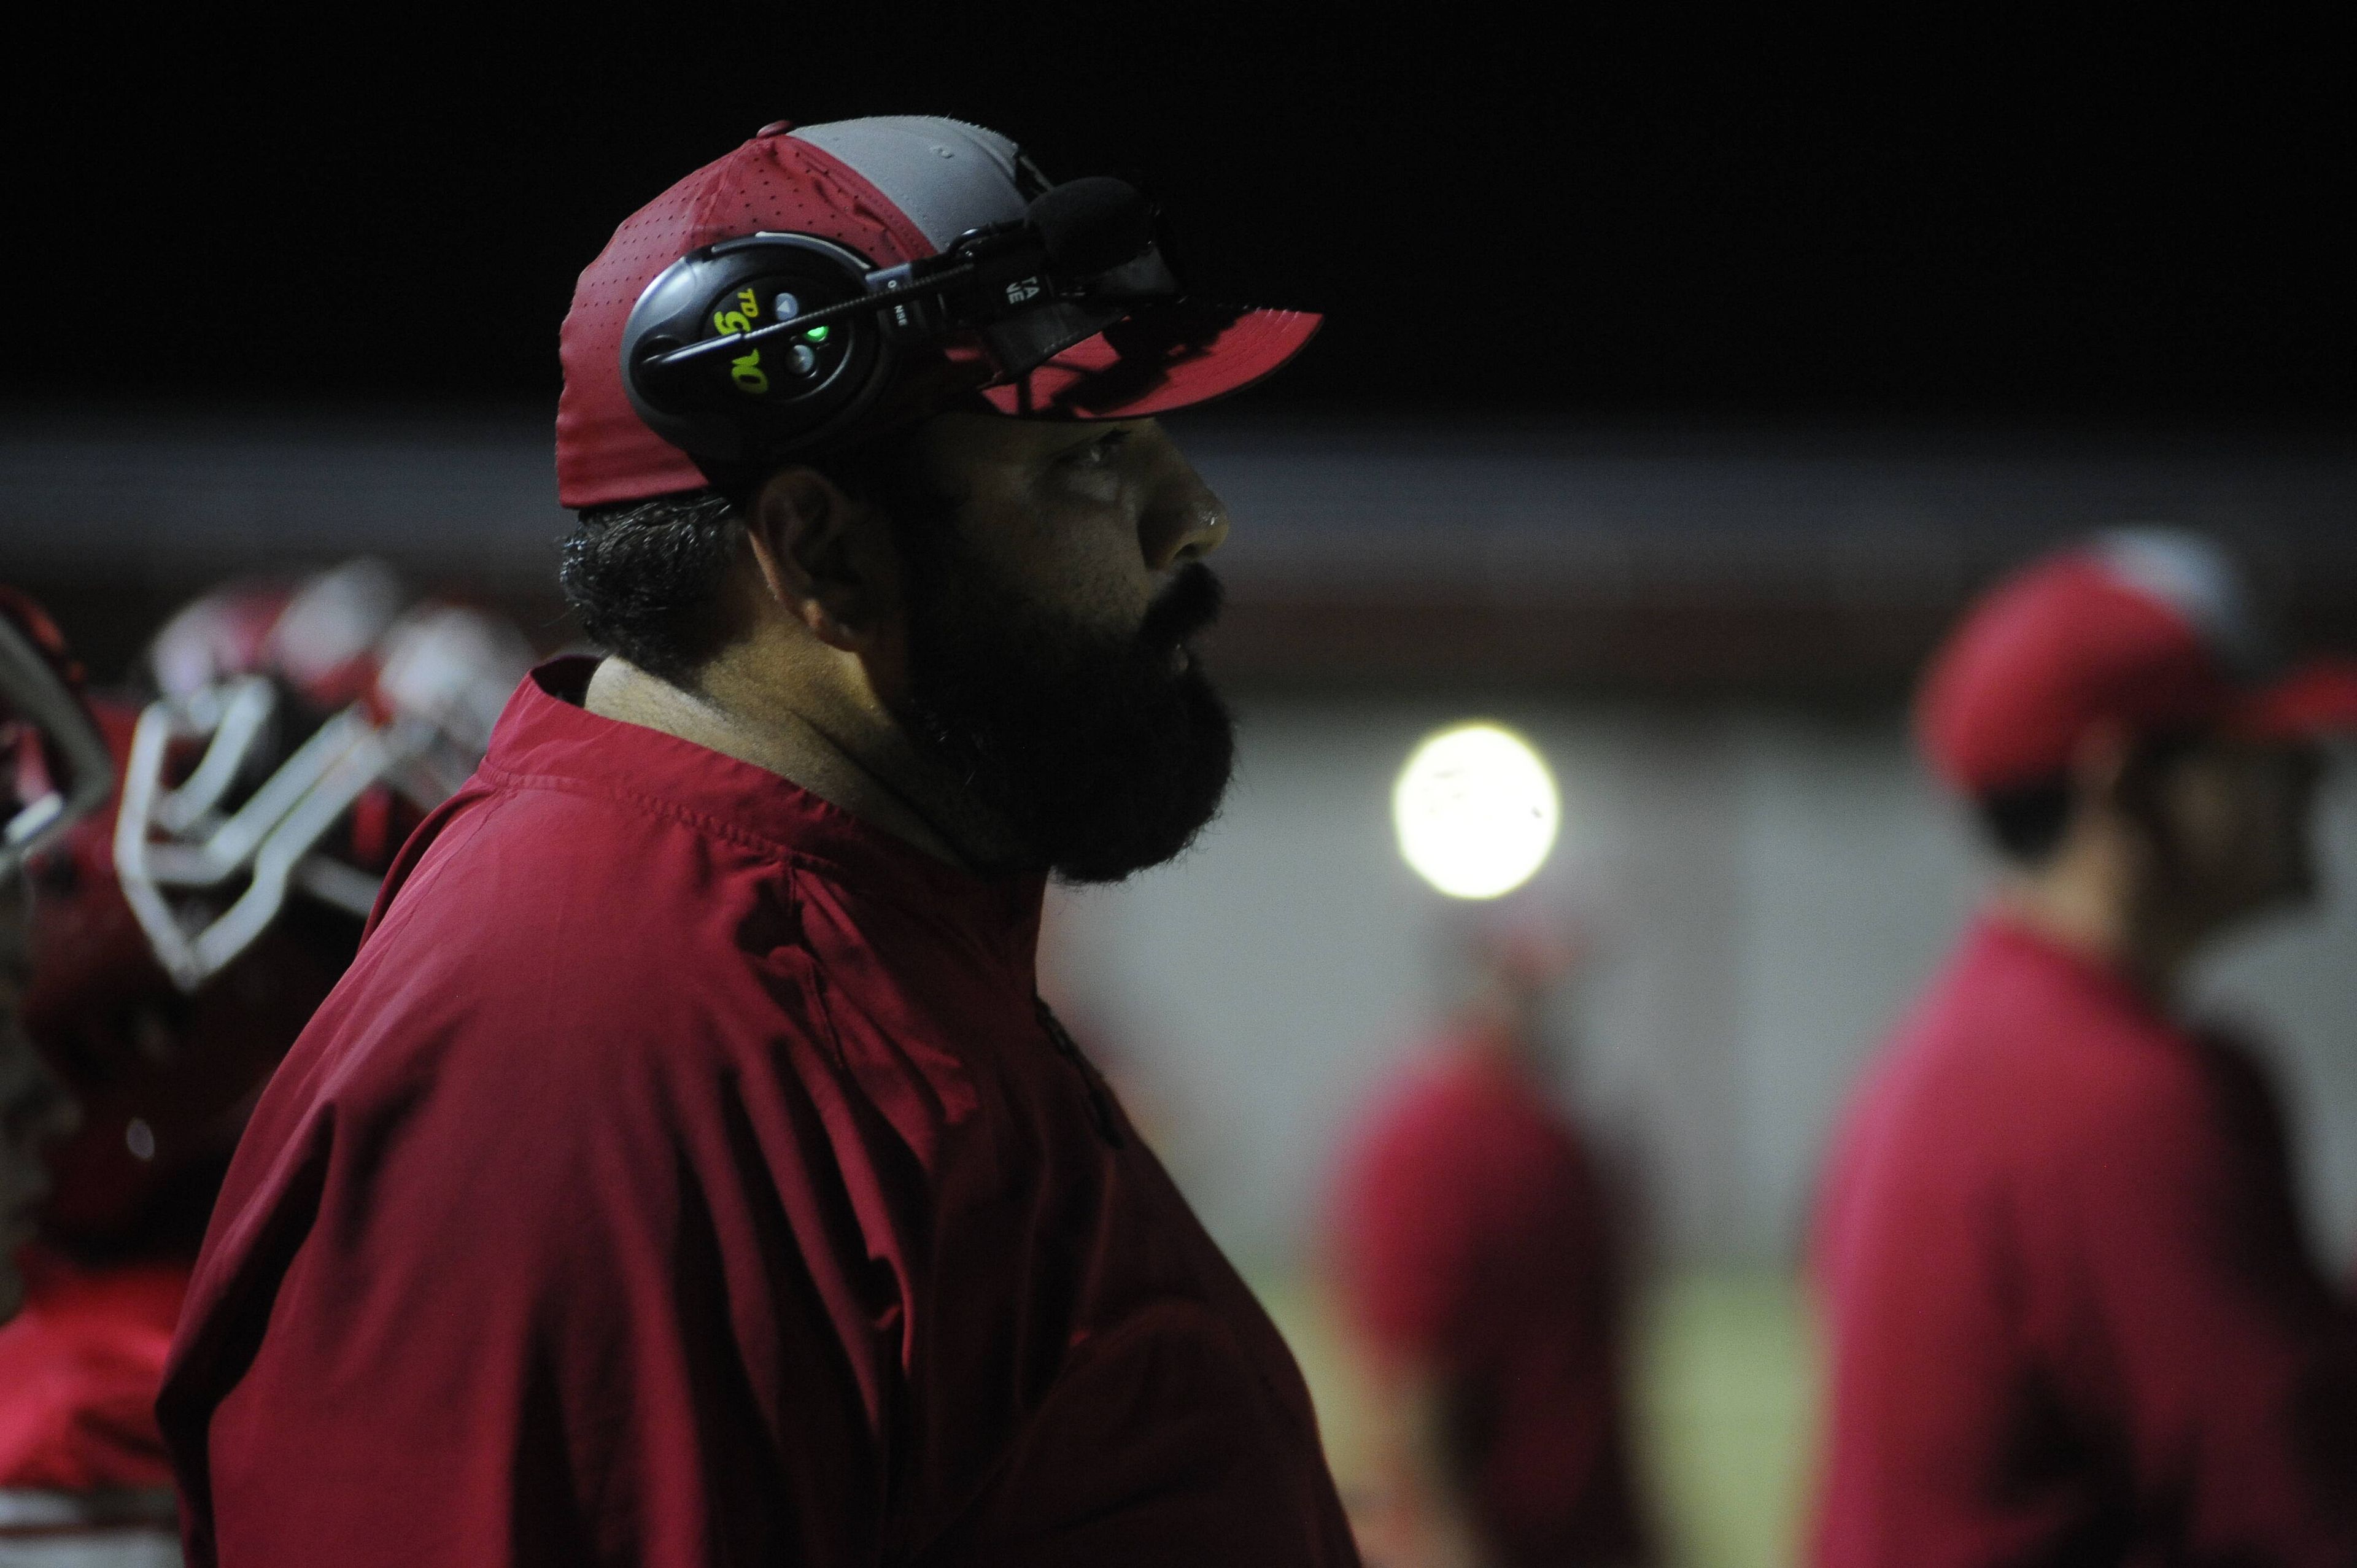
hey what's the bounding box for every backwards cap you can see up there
[557,116,1320,509]
[1916,528,2357,795]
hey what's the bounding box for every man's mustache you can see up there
[1139,564,1225,652]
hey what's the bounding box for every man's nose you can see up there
[1141,463,1232,571]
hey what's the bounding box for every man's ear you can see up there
[2073,719,2187,864]
[2068,720,2137,808]
[738,467,899,652]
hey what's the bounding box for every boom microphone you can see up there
[1028,177,1156,277]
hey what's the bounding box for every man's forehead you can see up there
[920,409,1162,457]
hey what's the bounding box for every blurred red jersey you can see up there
[0,1244,184,1489]
[1329,1041,1649,1567]
[0,1246,184,1550]
[158,660,1357,1568]
[1813,915,2357,1567]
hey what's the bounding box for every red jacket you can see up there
[1329,1043,1649,1567]
[1813,914,2357,1567]
[158,660,1357,1567]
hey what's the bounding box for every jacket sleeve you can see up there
[2053,1037,2357,1562]
[167,978,897,1568]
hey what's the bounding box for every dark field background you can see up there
[4,9,2351,422]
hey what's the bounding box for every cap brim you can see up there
[2237,657,2357,740]
[978,307,1321,422]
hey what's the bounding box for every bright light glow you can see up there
[1392,722,1560,899]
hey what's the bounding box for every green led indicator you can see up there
[803,324,830,344]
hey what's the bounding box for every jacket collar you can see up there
[483,658,1047,968]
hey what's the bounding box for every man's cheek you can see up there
[1050,554,1153,641]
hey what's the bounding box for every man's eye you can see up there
[1060,431,1129,469]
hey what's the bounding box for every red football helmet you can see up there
[1,590,111,882]
[21,562,533,1243]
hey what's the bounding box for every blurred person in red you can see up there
[158,117,1353,1565]
[1,591,107,1329]
[1328,916,1651,1568]
[0,565,528,1562]
[1813,528,2357,1566]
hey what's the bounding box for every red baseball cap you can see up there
[1916,529,2357,795]
[557,116,1322,509]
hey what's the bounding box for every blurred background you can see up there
[6,12,2355,1566]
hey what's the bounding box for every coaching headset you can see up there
[620,174,1220,482]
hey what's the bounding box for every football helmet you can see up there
[23,562,532,1241]
[1,590,110,884]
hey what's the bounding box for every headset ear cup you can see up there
[620,233,896,479]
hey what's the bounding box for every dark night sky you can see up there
[6,9,2351,423]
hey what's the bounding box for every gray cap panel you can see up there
[2097,526,2277,676]
[790,117,1031,252]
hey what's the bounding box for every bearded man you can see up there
[158,116,1354,1566]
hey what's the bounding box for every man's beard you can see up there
[894,530,1236,884]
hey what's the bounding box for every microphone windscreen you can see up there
[1028,178,1155,277]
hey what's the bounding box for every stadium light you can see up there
[1391,721,1560,900]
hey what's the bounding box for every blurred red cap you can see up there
[1916,530,2357,795]
[556,115,1319,509]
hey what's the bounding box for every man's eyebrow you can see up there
[1042,436,1101,466]
[1051,426,1134,458]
